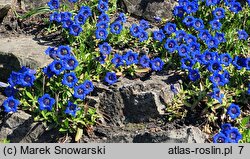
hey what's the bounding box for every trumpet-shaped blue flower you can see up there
[112,54,124,67]
[2,96,20,113]
[139,55,150,68]
[99,42,112,55]
[150,58,164,71]
[123,51,139,65]
[65,101,79,117]
[38,94,55,111]
[227,103,241,120]
[62,72,78,88]
[104,72,117,85]
[110,21,123,34]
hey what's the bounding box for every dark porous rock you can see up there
[88,72,181,125]
[0,36,52,82]
[118,0,178,21]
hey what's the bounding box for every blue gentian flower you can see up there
[220,53,232,67]
[117,13,126,23]
[247,84,250,95]
[19,72,36,87]
[226,128,242,143]
[110,21,123,34]
[229,2,242,13]
[98,1,109,12]
[63,56,79,70]
[99,42,112,55]
[139,55,150,68]
[82,80,94,94]
[238,30,249,40]
[69,0,78,3]
[69,24,83,36]
[47,0,60,10]
[96,21,109,29]
[227,103,241,120]
[191,51,202,63]
[65,101,79,117]
[95,28,108,40]
[211,87,224,103]
[97,54,106,64]
[49,60,65,75]
[53,12,62,23]
[209,19,222,30]
[164,22,176,35]
[57,45,71,59]
[185,2,198,14]
[98,13,110,23]
[153,29,165,42]
[198,30,211,41]
[164,38,178,53]
[73,84,87,100]
[139,19,150,30]
[201,50,216,65]
[208,60,222,73]
[173,6,185,18]
[2,96,20,113]
[206,36,219,49]
[232,56,247,70]
[62,19,73,29]
[111,54,124,67]
[62,72,78,88]
[210,72,226,86]
[221,123,232,134]
[213,7,225,19]
[222,70,230,84]
[138,31,148,42]
[130,24,142,37]
[150,58,164,71]
[215,32,226,43]
[74,13,87,25]
[224,0,235,6]
[175,30,186,42]
[49,12,58,22]
[38,94,55,111]
[193,18,204,30]
[213,132,229,143]
[246,58,250,70]
[61,12,72,21]
[189,42,200,52]
[178,44,190,57]
[123,51,139,65]
[184,34,197,43]
[43,66,55,78]
[79,6,92,18]
[4,86,18,97]
[181,57,195,70]
[183,16,195,27]
[188,69,200,81]
[206,0,220,6]
[104,72,118,85]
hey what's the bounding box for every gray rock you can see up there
[0,110,49,143]
[84,124,207,143]
[89,72,181,125]
[0,0,11,22]
[0,36,52,82]
[118,0,178,21]
[20,0,48,11]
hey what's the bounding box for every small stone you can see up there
[0,36,52,82]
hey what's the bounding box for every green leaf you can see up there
[241,117,249,127]
[75,128,83,142]
[25,91,34,100]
